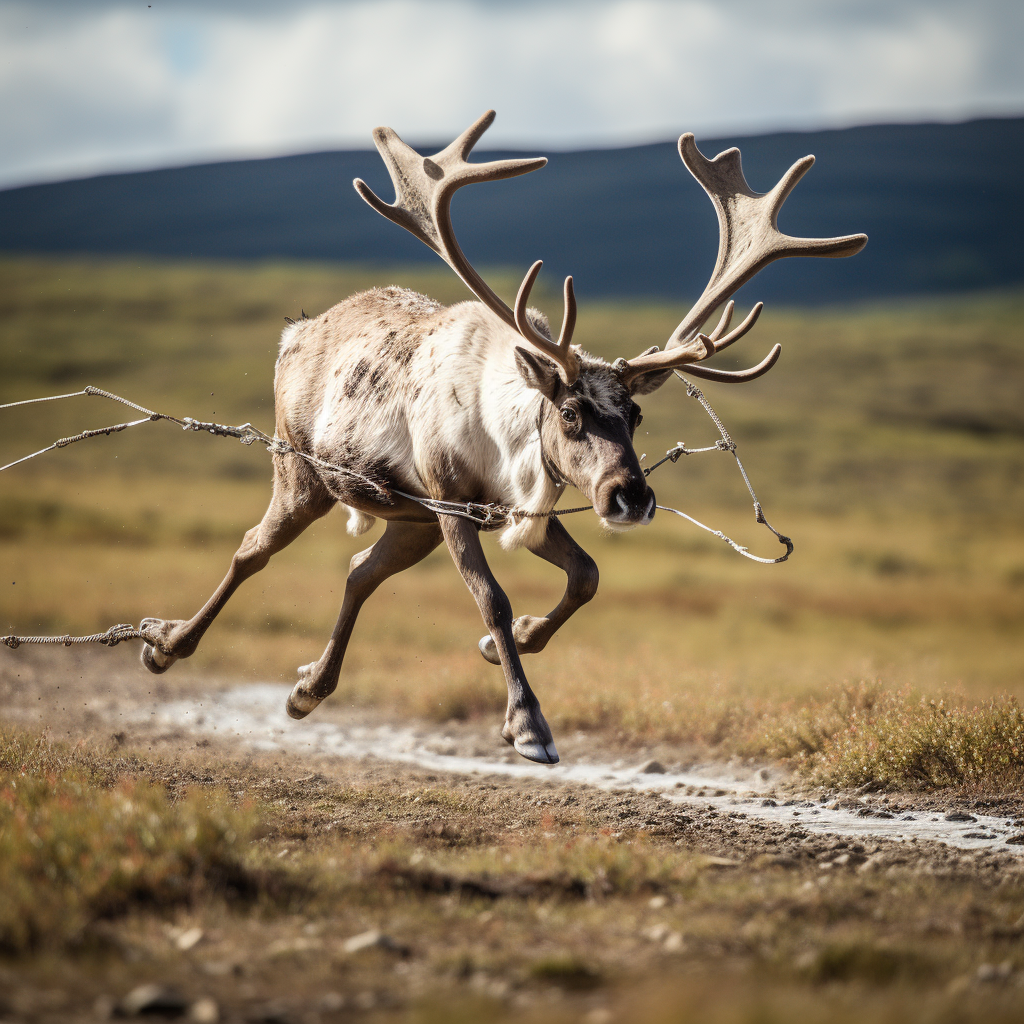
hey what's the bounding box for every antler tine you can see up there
[706,300,735,343]
[515,261,579,382]
[354,110,580,384]
[618,134,866,387]
[682,343,781,383]
[711,301,762,352]
[667,135,866,348]
[441,107,498,163]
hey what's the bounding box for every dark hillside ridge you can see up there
[1,117,1021,304]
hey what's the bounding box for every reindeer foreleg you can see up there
[439,515,558,765]
[478,517,598,666]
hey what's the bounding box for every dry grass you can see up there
[4,724,1024,1022]
[0,728,259,954]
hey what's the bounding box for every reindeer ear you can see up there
[629,369,674,395]
[621,347,673,395]
[515,346,566,403]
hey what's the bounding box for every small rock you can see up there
[761,798,777,807]
[857,853,886,874]
[648,895,668,909]
[266,936,322,957]
[120,984,188,1018]
[703,856,741,869]
[963,831,996,840]
[663,930,685,952]
[976,961,1013,983]
[639,759,666,774]
[175,927,204,951]
[794,950,817,971]
[343,930,404,955]
[945,812,977,823]
[1004,833,1024,845]
[199,961,240,978]
[188,998,219,1023]
[758,768,771,781]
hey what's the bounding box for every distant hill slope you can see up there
[0,117,1021,304]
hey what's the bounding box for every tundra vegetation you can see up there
[1,256,1024,1021]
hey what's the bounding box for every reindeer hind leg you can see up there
[286,520,443,718]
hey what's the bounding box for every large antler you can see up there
[354,110,580,383]
[620,134,867,386]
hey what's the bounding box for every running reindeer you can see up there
[139,111,866,764]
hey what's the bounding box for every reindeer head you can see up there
[514,345,654,530]
[355,110,866,530]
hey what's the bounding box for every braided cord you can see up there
[1,372,791,646]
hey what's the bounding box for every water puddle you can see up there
[130,683,1024,855]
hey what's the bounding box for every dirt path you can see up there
[4,645,1023,872]
[8,646,1024,1024]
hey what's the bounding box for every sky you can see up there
[2,0,1022,189]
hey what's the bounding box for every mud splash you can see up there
[131,683,1024,855]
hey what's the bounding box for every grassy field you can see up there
[1,256,1024,789]
[3,256,1024,1023]
[4,722,1024,1024]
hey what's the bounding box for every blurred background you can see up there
[1,0,1023,735]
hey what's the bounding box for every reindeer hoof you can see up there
[514,739,560,764]
[286,665,324,720]
[502,716,559,764]
[141,643,177,675]
[286,688,323,720]
[478,634,501,665]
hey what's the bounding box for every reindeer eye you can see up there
[560,407,578,425]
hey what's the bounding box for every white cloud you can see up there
[0,0,1021,187]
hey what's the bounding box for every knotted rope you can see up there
[1,374,791,647]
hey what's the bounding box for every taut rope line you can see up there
[1,378,791,648]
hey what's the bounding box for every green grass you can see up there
[2,256,1024,791]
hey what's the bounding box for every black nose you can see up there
[608,483,656,524]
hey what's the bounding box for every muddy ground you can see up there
[4,646,1024,1024]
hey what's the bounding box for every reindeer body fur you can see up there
[275,285,622,552]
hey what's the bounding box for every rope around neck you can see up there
[1,375,791,647]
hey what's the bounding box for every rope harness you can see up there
[1,377,791,650]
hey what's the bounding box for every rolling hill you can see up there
[1,117,1021,304]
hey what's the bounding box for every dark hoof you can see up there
[286,669,323,720]
[141,643,176,675]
